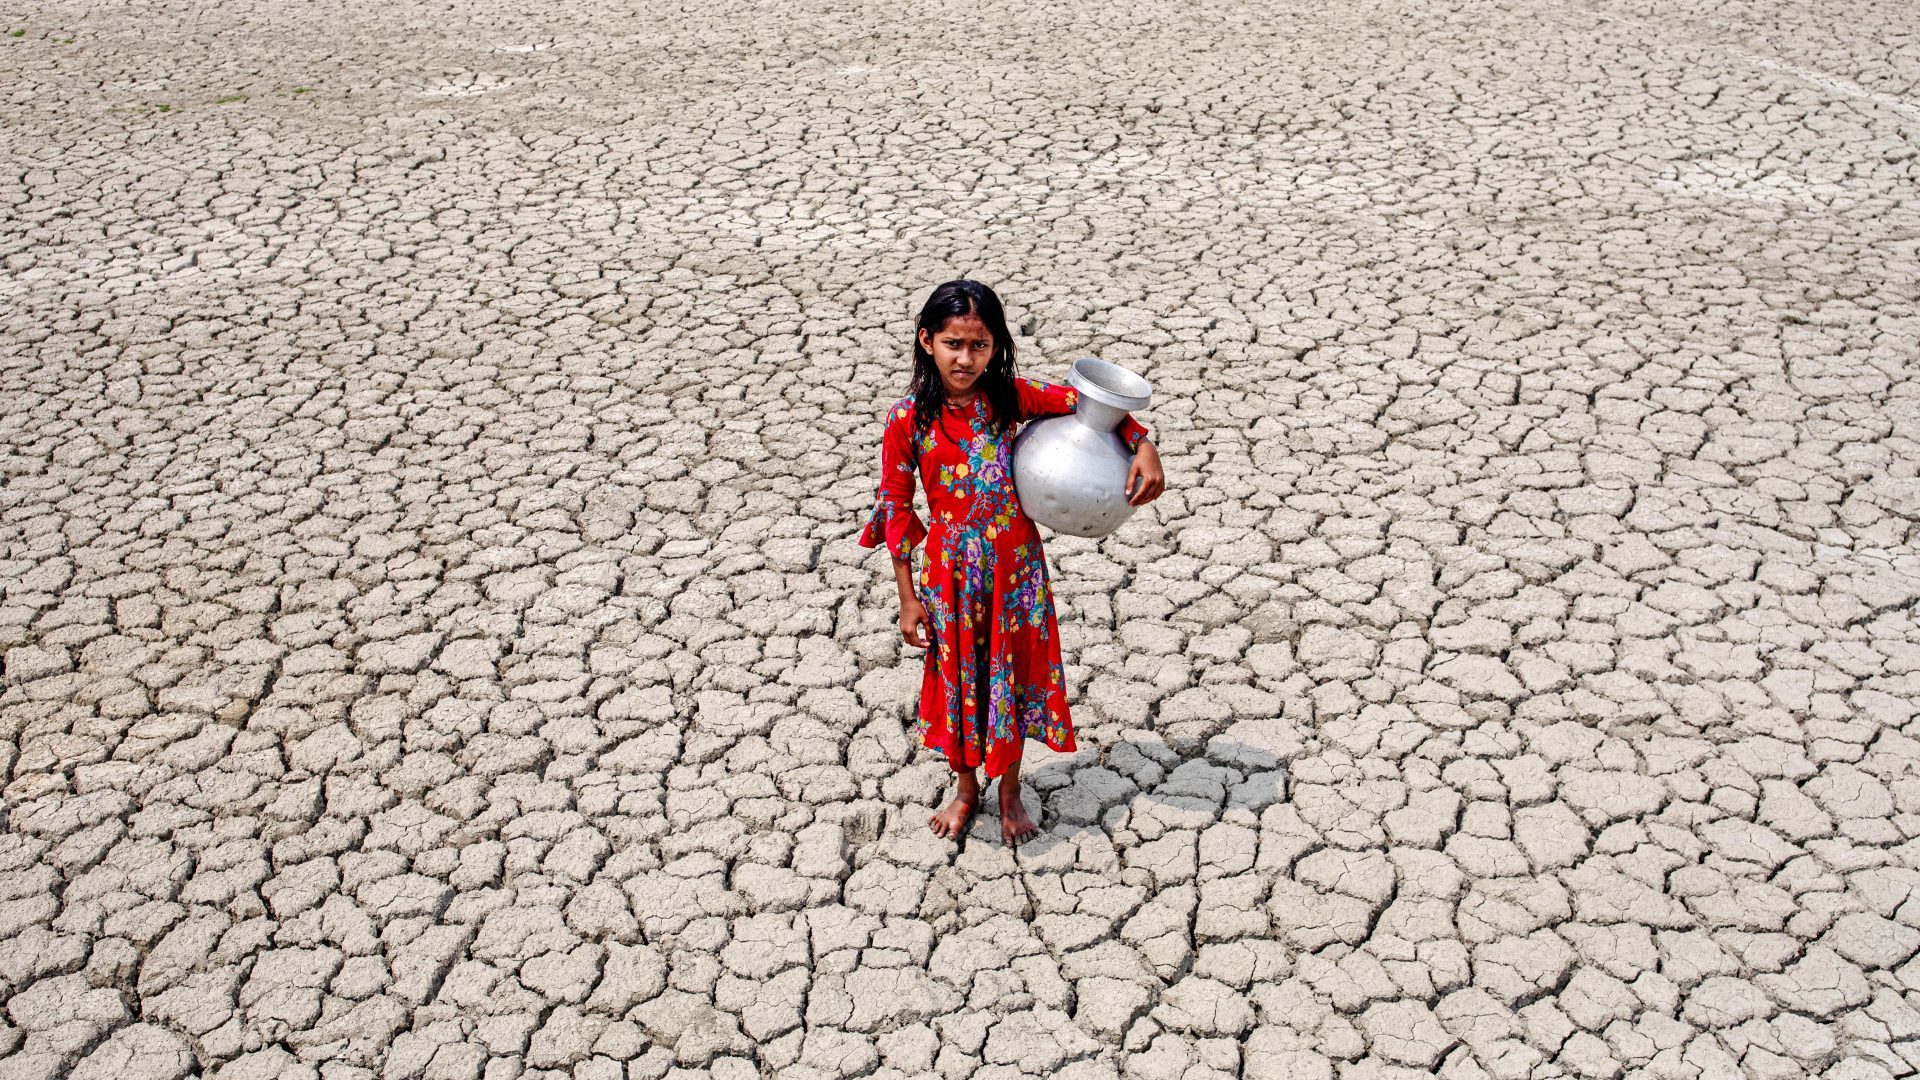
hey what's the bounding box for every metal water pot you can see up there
[1012,358,1153,538]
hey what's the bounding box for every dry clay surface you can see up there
[3,0,1919,1077]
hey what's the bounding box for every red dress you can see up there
[859,377,1150,778]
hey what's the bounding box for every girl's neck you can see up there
[945,391,979,408]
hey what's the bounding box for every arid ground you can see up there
[2,1,1918,1077]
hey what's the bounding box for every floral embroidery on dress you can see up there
[1006,540,1053,631]
[857,382,1149,778]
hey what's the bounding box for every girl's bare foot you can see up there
[999,780,1039,846]
[930,770,979,839]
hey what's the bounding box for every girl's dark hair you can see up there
[909,279,1019,448]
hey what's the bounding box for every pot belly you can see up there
[1011,417,1137,538]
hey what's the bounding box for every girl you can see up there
[858,280,1165,845]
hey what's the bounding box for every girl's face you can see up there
[918,313,995,399]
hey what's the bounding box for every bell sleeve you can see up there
[856,401,929,561]
[1015,376,1151,453]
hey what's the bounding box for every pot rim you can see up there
[1068,358,1151,412]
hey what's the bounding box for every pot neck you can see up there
[1074,399,1128,434]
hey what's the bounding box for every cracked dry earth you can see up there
[2,0,1919,1078]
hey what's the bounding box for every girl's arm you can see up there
[857,401,929,560]
[1015,375,1153,453]
[891,555,928,647]
[1126,439,1164,506]
[858,401,932,645]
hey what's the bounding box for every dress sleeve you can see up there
[856,401,928,561]
[1016,376,1151,453]
[1015,376,1077,421]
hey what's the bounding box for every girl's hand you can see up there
[1126,441,1165,505]
[901,596,931,649]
